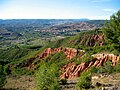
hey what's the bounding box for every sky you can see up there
[0,0,119,19]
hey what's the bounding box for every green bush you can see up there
[80,54,93,63]
[112,64,120,73]
[76,71,92,90]
[96,61,113,74]
[90,67,99,73]
[0,64,6,88]
[3,65,9,75]
[11,67,28,76]
[35,63,60,90]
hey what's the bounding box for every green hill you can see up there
[0,10,120,90]
[0,30,103,74]
[0,29,119,90]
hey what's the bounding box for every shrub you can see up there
[3,65,9,75]
[0,64,6,88]
[35,63,60,90]
[112,64,120,73]
[96,61,113,74]
[81,54,93,63]
[90,67,98,73]
[76,71,92,90]
[11,67,27,76]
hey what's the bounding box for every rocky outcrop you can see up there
[89,34,104,46]
[60,53,120,79]
[64,48,78,59]
[60,62,89,79]
[9,47,85,71]
[38,47,63,59]
[37,47,84,60]
[10,47,83,70]
[70,34,104,47]
[92,53,120,66]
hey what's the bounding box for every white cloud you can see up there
[103,9,117,12]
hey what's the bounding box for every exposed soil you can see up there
[3,76,36,90]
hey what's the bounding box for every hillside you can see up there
[0,29,119,90]
[0,11,120,89]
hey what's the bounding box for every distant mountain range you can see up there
[0,19,94,26]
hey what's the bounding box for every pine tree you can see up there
[102,10,120,52]
[0,64,6,88]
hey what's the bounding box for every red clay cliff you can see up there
[60,53,120,79]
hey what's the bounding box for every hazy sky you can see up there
[0,0,119,19]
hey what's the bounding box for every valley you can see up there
[0,19,104,49]
[0,11,120,90]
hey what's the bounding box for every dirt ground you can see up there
[3,75,36,90]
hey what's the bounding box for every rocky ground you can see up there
[60,73,120,90]
[2,73,120,90]
[92,73,120,90]
[3,76,36,90]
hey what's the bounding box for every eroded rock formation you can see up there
[9,47,85,71]
[92,53,120,66]
[64,48,78,59]
[90,34,104,46]
[38,47,63,59]
[70,34,104,47]
[60,53,120,79]
[37,47,84,60]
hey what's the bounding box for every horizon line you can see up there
[0,18,109,20]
